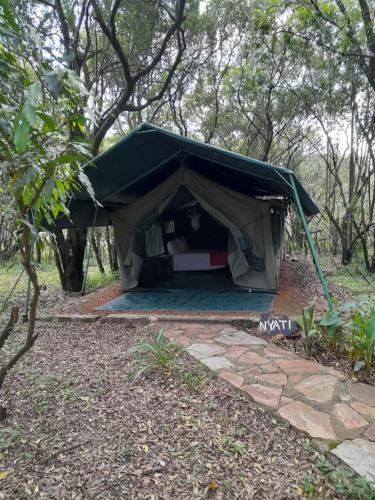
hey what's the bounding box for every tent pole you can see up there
[289,173,333,311]
[81,205,98,296]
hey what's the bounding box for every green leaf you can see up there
[13,111,30,153]
[366,309,375,342]
[354,360,365,372]
[0,0,18,30]
[44,71,60,98]
[37,112,56,131]
[27,81,41,106]
[78,171,96,202]
[13,166,39,191]
[0,23,16,38]
[320,311,342,327]
[23,102,36,127]
[59,152,78,164]
[41,178,55,199]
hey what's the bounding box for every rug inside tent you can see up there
[97,290,275,312]
[97,270,275,312]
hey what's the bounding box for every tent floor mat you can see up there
[97,290,275,312]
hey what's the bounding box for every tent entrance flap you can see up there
[112,167,284,292]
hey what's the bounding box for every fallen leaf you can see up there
[207,481,217,490]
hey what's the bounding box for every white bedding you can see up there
[172,251,227,271]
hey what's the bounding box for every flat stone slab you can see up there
[264,348,296,359]
[187,343,226,360]
[364,424,375,441]
[351,401,375,419]
[275,358,327,375]
[219,370,244,388]
[238,367,262,377]
[348,381,375,407]
[219,327,238,335]
[215,331,267,346]
[259,363,280,373]
[332,403,368,430]
[294,375,338,403]
[256,373,287,386]
[225,346,248,359]
[238,351,268,365]
[280,396,294,406]
[278,401,337,440]
[201,356,233,371]
[331,439,375,482]
[243,383,282,408]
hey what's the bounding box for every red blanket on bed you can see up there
[209,251,228,266]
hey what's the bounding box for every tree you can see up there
[27,0,189,291]
[281,1,375,266]
[151,0,315,168]
[282,0,375,92]
[0,2,92,415]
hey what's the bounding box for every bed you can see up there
[172,250,228,271]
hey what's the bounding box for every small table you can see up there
[157,255,173,278]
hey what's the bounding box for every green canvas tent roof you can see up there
[62,122,319,228]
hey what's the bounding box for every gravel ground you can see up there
[0,320,337,499]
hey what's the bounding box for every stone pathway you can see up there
[161,321,375,483]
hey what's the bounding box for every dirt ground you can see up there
[33,258,348,318]
[0,319,338,499]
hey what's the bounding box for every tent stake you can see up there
[289,173,333,311]
[81,205,98,296]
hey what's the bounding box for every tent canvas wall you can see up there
[111,166,285,291]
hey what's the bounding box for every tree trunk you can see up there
[0,224,41,417]
[52,227,88,292]
[105,226,115,272]
[51,232,67,291]
[341,219,353,265]
[112,240,119,272]
[371,228,375,273]
[66,228,87,292]
[36,244,41,265]
[92,232,105,274]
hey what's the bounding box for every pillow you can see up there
[167,237,189,255]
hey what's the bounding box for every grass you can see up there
[0,260,118,310]
[129,329,182,381]
[320,256,375,303]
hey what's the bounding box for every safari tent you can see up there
[62,123,330,306]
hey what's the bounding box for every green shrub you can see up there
[346,306,375,375]
[129,329,181,381]
[298,303,319,355]
[320,309,344,351]
[316,456,375,498]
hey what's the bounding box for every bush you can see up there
[298,300,375,377]
[320,309,344,351]
[298,303,319,356]
[344,304,375,376]
[128,329,181,381]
